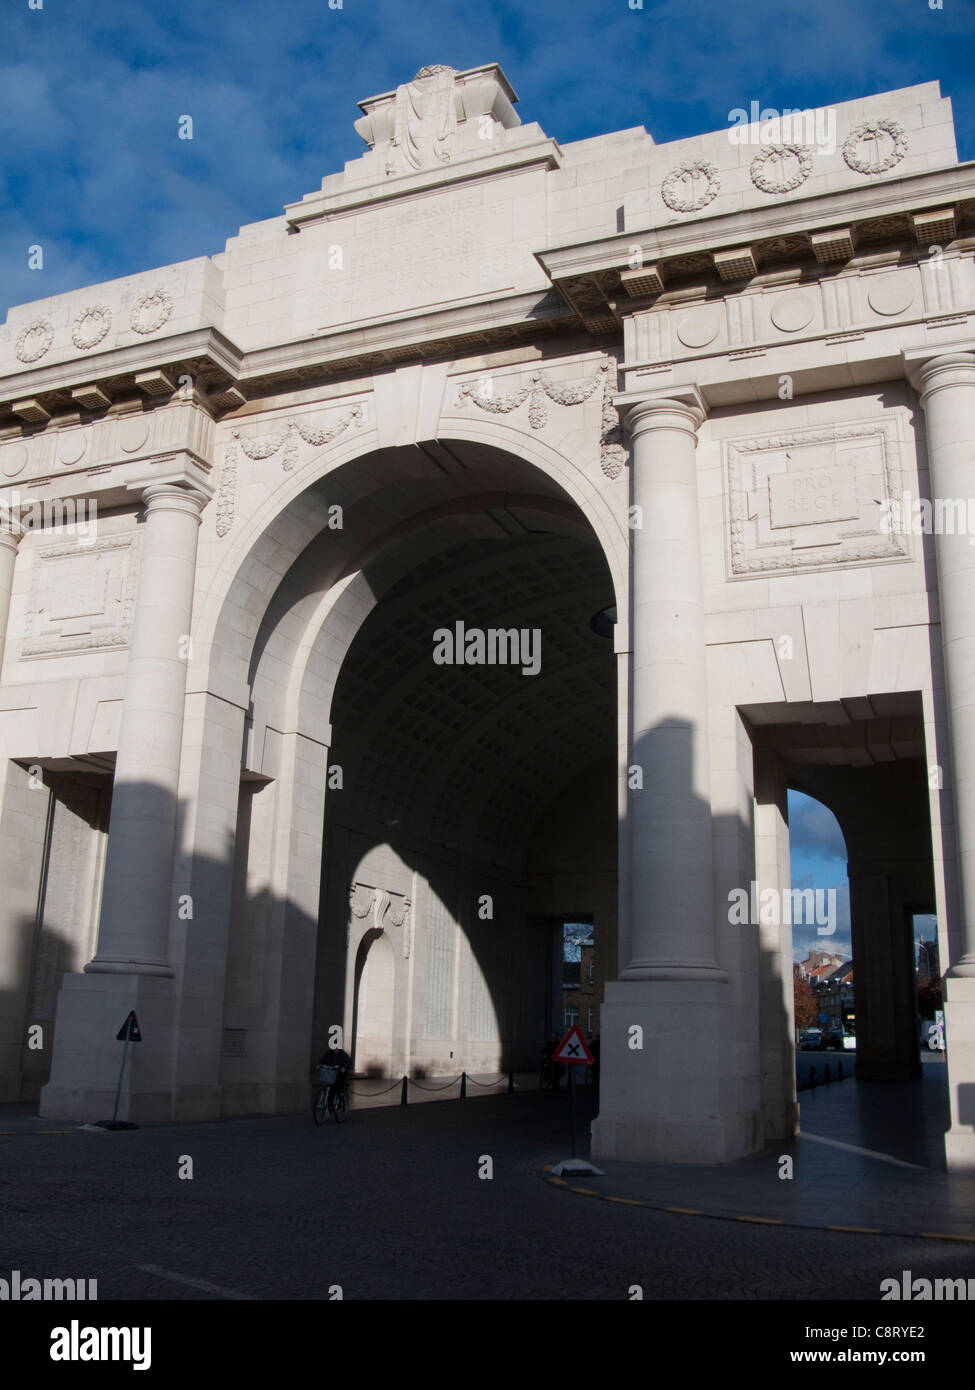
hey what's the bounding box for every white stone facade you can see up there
[1,64,973,1166]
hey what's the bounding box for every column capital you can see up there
[0,518,24,554]
[140,483,210,521]
[903,348,975,405]
[614,386,707,441]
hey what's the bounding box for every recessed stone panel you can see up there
[867,273,916,317]
[23,535,139,657]
[118,418,150,454]
[769,291,815,333]
[676,310,721,348]
[57,432,88,467]
[0,443,29,478]
[726,418,911,576]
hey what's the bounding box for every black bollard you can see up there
[460,1071,467,1099]
[809,1066,816,1089]
[507,1069,514,1094]
[400,1075,408,1106]
[825,1063,831,1083]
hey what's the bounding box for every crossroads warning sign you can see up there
[553,1024,593,1065]
[116,1011,142,1043]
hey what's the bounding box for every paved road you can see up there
[3,1089,974,1302]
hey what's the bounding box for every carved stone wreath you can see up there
[749,144,812,194]
[71,305,112,351]
[15,318,55,364]
[660,161,720,213]
[842,119,908,175]
[130,289,174,335]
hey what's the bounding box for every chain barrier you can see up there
[325,1070,518,1100]
[346,1079,402,1096]
[408,1074,464,1091]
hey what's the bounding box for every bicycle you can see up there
[539,1056,562,1090]
[312,1064,348,1124]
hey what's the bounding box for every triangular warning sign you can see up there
[116,1011,142,1042]
[553,1024,593,1065]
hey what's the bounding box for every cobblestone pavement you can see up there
[2,1087,974,1302]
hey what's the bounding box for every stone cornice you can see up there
[0,327,243,433]
[536,161,975,321]
[6,163,972,436]
[285,136,563,227]
[0,290,577,436]
[239,288,570,390]
[0,326,242,398]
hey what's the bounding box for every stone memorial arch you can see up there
[0,63,973,1167]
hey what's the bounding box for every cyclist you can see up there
[317,1044,352,1104]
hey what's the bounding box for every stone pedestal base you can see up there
[590,980,760,1164]
[944,978,975,1171]
[39,973,178,1125]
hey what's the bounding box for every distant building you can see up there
[799,951,844,982]
[917,938,940,985]
[563,942,597,1036]
[815,961,855,1031]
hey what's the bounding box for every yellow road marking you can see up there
[542,1168,972,1242]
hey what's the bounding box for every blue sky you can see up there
[788,791,937,963]
[2,0,974,316]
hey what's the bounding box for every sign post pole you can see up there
[111,1030,131,1125]
[100,1011,142,1130]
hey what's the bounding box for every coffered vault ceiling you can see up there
[326,530,616,868]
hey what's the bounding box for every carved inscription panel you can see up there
[767,468,859,530]
[316,188,542,326]
[726,419,911,576]
[23,535,139,657]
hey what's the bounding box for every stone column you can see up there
[87,484,209,975]
[0,518,24,678]
[620,390,724,981]
[754,748,799,1141]
[914,353,975,978]
[912,350,975,1167]
[592,389,737,1166]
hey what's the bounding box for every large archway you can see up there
[208,434,623,1104]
